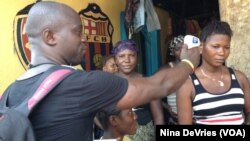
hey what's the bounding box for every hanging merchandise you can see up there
[132,0,161,33]
[185,19,201,37]
[191,20,202,38]
[144,0,161,32]
[124,0,161,39]
[186,20,196,35]
[133,0,145,34]
[124,0,140,39]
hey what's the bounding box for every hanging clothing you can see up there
[133,0,145,33]
[144,0,161,32]
[124,0,140,38]
[124,0,161,38]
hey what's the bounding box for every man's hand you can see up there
[180,44,200,69]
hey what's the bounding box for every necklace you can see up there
[200,68,224,87]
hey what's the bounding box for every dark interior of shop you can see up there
[153,0,220,35]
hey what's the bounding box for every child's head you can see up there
[102,55,118,73]
[96,108,138,137]
[169,35,184,60]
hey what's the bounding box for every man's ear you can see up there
[42,28,57,46]
[109,116,119,126]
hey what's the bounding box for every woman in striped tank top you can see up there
[176,20,250,125]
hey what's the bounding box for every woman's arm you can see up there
[150,99,165,125]
[235,70,250,124]
[116,45,200,110]
[176,78,194,124]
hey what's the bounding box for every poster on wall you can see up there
[79,3,114,71]
[13,2,114,71]
[13,2,37,70]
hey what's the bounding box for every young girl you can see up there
[96,108,138,141]
[101,55,118,73]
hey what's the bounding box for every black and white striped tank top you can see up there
[191,67,245,125]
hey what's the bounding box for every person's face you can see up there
[201,34,230,67]
[103,58,118,73]
[112,109,138,135]
[57,12,86,66]
[115,49,137,74]
[173,43,183,60]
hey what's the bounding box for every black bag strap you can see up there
[0,65,75,116]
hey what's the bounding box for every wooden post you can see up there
[219,0,250,78]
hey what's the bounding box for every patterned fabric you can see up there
[191,67,245,125]
[124,0,140,29]
[167,93,177,113]
[128,121,155,141]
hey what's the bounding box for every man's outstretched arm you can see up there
[117,44,200,109]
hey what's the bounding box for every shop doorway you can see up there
[153,0,220,64]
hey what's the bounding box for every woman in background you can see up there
[113,40,164,141]
[161,35,184,125]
